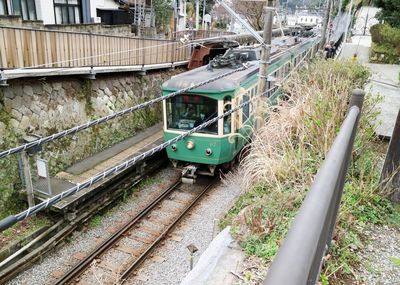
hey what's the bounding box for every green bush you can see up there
[369,24,400,64]
[370,24,400,46]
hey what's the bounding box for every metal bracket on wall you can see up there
[0,70,8,87]
[81,66,96,80]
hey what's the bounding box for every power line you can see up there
[0,40,318,231]
[0,65,249,159]
[0,83,276,232]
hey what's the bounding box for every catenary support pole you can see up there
[195,0,199,31]
[255,5,274,130]
[320,0,331,49]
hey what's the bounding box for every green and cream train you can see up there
[162,36,319,183]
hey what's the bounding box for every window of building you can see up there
[54,0,82,24]
[0,0,7,15]
[12,0,37,20]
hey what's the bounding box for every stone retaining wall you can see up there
[0,69,183,212]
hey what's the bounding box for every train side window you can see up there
[242,95,250,123]
[223,96,232,134]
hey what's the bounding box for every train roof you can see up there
[162,37,313,97]
[162,60,260,95]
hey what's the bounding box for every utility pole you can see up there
[343,0,353,42]
[195,0,199,30]
[320,0,331,49]
[255,4,274,130]
[201,0,206,29]
[363,13,369,35]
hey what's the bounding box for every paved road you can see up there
[339,6,400,137]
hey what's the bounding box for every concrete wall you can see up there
[45,23,133,36]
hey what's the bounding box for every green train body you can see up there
[162,37,319,181]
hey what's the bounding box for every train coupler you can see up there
[182,165,198,184]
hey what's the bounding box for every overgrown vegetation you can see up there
[222,60,399,283]
[0,214,50,249]
[374,0,400,28]
[0,89,23,219]
[370,24,400,64]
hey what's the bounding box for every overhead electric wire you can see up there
[0,40,318,231]
[0,37,319,159]
[0,84,275,232]
[0,65,249,159]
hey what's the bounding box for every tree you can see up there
[153,0,173,33]
[374,0,400,27]
[212,3,230,29]
[231,0,265,30]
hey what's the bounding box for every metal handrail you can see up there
[264,89,365,285]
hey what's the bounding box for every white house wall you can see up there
[90,0,120,20]
[36,0,56,24]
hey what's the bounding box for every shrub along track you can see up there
[0,153,167,284]
[54,176,217,285]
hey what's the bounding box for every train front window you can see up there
[166,95,218,134]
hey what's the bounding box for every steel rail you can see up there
[0,157,166,283]
[121,178,216,281]
[54,179,182,285]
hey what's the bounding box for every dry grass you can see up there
[222,60,399,284]
[240,61,368,191]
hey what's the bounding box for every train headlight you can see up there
[171,144,177,151]
[186,140,195,150]
[205,148,212,156]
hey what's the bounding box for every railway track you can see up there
[54,177,216,285]
[0,155,167,284]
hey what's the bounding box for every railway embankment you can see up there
[199,59,399,284]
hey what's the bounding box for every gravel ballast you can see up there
[6,165,399,285]
[6,167,181,285]
[128,173,242,285]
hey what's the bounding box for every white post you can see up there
[195,0,199,30]
[343,0,353,42]
[21,151,35,208]
[202,0,206,29]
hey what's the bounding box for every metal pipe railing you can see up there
[264,89,365,285]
